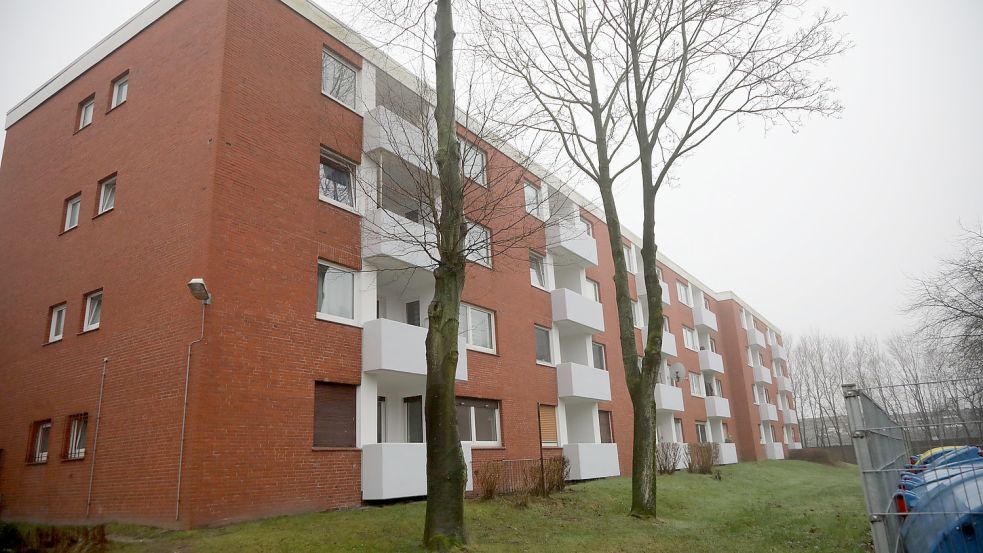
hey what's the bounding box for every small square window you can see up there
[317,262,355,322]
[64,195,81,231]
[78,98,94,129]
[111,75,128,109]
[28,420,52,463]
[64,413,88,460]
[48,304,67,343]
[321,51,357,109]
[319,154,355,209]
[592,342,606,371]
[534,325,552,364]
[529,251,547,289]
[98,177,116,214]
[83,291,103,332]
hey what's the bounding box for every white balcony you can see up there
[764,442,784,460]
[748,328,767,350]
[362,208,436,270]
[759,403,779,422]
[662,331,677,358]
[753,364,773,385]
[362,443,473,500]
[655,383,684,412]
[772,342,788,361]
[363,105,436,176]
[783,408,798,424]
[551,288,604,334]
[776,375,793,393]
[698,350,724,374]
[545,220,598,267]
[718,442,738,465]
[557,362,611,402]
[789,442,802,450]
[705,396,731,419]
[564,443,620,480]
[693,305,718,332]
[635,275,670,306]
[362,318,467,381]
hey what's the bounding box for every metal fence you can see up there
[844,378,983,553]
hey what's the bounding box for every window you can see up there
[599,410,614,443]
[709,337,717,353]
[747,347,754,366]
[321,50,357,108]
[456,397,500,444]
[689,372,704,397]
[753,385,761,405]
[673,418,684,442]
[714,378,723,396]
[64,195,81,231]
[377,397,386,442]
[78,98,94,129]
[704,377,715,397]
[703,295,711,309]
[83,291,102,332]
[98,176,116,214]
[529,251,547,289]
[663,316,670,334]
[586,279,600,303]
[695,422,709,444]
[48,304,67,343]
[28,420,51,463]
[592,342,606,371]
[682,326,697,351]
[405,300,421,327]
[655,266,664,281]
[111,74,128,108]
[64,413,88,460]
[524,182,546,219]
[632,300,643,328]
[319,154,355,209]
[459,304,495,352]
[623,244,636,273]
[464,221,491,266]
[313,382,356,447]
[676,281,692,306]
[404,396,424,443]
[539,404,558,446]
[581,216,593,237]
[759,423,767,444]
[534,325,553,364]
[317,262,355,323]
[460,138,486,186]
[740,308,748,329]
[763,387,771,404]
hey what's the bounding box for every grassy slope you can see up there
[108,461,871,552]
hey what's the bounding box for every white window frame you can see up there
[458,399,501,447]
[33,421,52,463]
[529,251,547,290]
[587,279,600,303]
[83,291,103,332]
[460,303,496,354]
[534,325,554,366]
[524,181,547,220]
[673,418,684,443]
[632,300,643,328]
[460,137,487,187]
[48,304,67,343]
[111,74,128,109]
[464,221,492,267]
[64,195,81,231]
[581,216,593,237]
[753,384,761,405]
[689,372,705,398]
[316,261,359,327]
[321,49,358,110]
[318,152,357,213]
[79,99,94,129]
[592,341,607,371]
[759,423,767,444]
[682,326,698,351]
[747,346,754,366]
[695,422,709,444]
[623,244,636,273]
[66,414,87,459]
[676,281,692,307]
[98,177,116,214]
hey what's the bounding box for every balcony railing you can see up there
[764,442,784,460]
[362,208,436,270]
[705,396,731,419]
[759,403,779,422]
[362,318,467,380]
[545,219,598,267]
[693,305,718,332]
[635,275,670,306]
[362,442,473,500]
[551,288,604,334]
[661,330,677,358]
[564,443,620,480]
[698,350,724,374]
[772,342,788,361]
[655,383,684,412]
[363,105,436,176]
[748,328,767,350]
[557,362,611,402]
[783,408,798,424]
[753,364,773,385]
[789,441,803,450]
[718,443,738,465]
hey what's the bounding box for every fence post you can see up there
[843,383,891,553]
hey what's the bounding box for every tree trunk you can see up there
[423,0,468,548]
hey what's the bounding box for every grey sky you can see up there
[2,0,980,341]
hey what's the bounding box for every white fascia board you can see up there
[4,0,184,130]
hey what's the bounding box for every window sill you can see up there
[25,461,48,466]
[73,123,92,136]
[317,196,360,216]
[535,361,555,368]
[43,338,63,347]
[62,456,86,463]
[464,444,504,450]
[93,208,114,220]
[59,225,78,236]
[106,101,126,114]
[312,446,360,452]
[78,327,100,336]
[314,313,361,328]
[541,445,562,450]
[465,345,497,357]
[531,284,550,293]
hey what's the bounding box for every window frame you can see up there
[48,303,67,343]
[313,381,357,448]
[459,137,487,187]
[28,420,52,464]
[456,397,501,447]
[524,181,547,220]
[695,422,709,444]
[676,281,692,307]
[83,291,103,332]
[592,341,607,371]
[673,418,684,443]
[682,326,698,351]
[689,372,705,398]
[529,251,547,290]
[64,413,88,460]
[64,194,82,232]
[464,220,492,267]
[599,410,614,444]
[316,260,358,327]
[321,49,358,110]
[78,97,94,130]
[581,216,593,237]
[97,176,116,215]
[318,151,357,212]
[111,74,129,109]
[622,244,636,273]
[631,299,643,329]
[538,404,558,446]
[460,303,496,354]
[586,278,601,303]
[534,325,554,366]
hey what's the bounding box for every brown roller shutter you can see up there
[314,382,356,447]
[539,404,558,445]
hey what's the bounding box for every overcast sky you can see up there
[2,0,980,341]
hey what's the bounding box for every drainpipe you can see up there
[175,300,206,522]
[86,357,109,518]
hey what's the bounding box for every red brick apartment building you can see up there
[0,0,800,529]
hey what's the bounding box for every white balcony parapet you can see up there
[362,318,467,381]
[764,442,785,460]
[362,208,436,270]
[753,364,773,385]
[705,396,731,419]
[557,362,611,402]
[772,342,788,361]
[662,331,677,357]
[698,350,725,374]
[635,275,670,306]
[693,305,718,332]
[362,443,473,500]
[545,219,598,267]
[718,443,738,465]
[789,442,803,450]
[748,328,767,350]
[655,383,684,412]
[759,403,779,422]
[551,288,604,334]
[776,375,793,393]
[363,105,436,176]
[783,408,798,424]
[564,443,620,480]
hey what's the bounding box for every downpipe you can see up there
[85,357,109,518]
[175,300,207,522]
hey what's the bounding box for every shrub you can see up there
[475,461,504,500]
[687,443,720,474]
[656,442,684,475]
[5,524,107,552]
[543,456,570,495]
[789,447,838,466]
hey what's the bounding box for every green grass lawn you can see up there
[107,461,870,552]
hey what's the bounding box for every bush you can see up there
[543,456,570,495]
[656,442,685,475]
[687,443,720,474]
[2,524,107,552]
[475,461,504,500]
[789,447,838,466]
